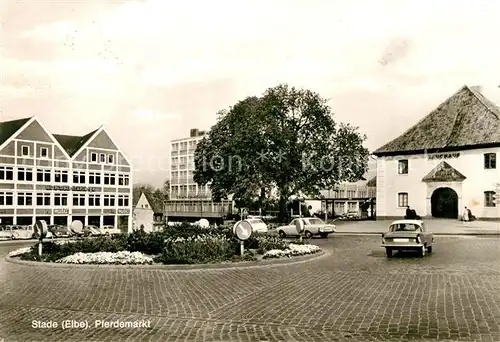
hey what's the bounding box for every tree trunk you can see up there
[278,195,289,223]
[259,187,266,216]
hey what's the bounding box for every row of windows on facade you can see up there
[171,170,194,178]
[171,185,210,192]
[0,167,130,185]
[0,192,130,207]
[171,140,198,151]
[20,145,117,164]
[171,156,194,165]
[396,192,497,207]
[334,202,358,210]
[397,153,496,174]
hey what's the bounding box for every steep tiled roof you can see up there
[53,129,98,156]
[0,117,31,146]
[144,193,164,214]
[133,191,164,214]
[373,85,500,156]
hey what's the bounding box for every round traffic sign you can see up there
[34,220,48,240]
[71,220,83,235]
[295,219,305,234]
[197,219,210,228]
[234,220,252,240]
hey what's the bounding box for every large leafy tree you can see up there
[194,84,369,220]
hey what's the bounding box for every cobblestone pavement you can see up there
[0,235,499,341]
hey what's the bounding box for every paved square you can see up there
[0,234,499,341]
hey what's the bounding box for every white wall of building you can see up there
[133,193,154,232]
[376,147,500,219]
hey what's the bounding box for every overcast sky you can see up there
[2,0,500,186]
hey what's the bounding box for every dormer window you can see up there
[108,154,114,164]
[100,153,105,163]
[91,153,97,162]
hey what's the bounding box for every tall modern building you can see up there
[0,116,133,231]
[169,128,210,199]
[166,128,232,222]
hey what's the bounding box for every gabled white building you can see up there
[373,85,500,220]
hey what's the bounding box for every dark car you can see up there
[48,224,72,238]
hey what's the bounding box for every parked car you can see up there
[11,225,34,240]
[82,225,102,237]
[48,224,72,238]
[233,219,268,234]
[381,220,434,258]
[277,217,336,238]
[0,226,14,240]
[100,225,121,236]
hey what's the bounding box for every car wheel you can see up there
[278,230,286,238]
[320,233,328,239]
[419,245,426,257]
[427,245,433,253]
[304,231,313,239]
[385,248,393,258]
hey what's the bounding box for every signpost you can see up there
[233,220,252,256]
[33,220,48,259]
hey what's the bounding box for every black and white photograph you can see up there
[1,0,499,341]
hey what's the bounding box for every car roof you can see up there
[390,220,424,225]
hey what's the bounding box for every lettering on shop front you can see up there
[53,208,69,214]
[427,153,460,160]
[117,209,130,214]
[45,185,97,192]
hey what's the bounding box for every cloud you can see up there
[132,109,181,122]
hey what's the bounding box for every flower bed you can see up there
[56,251,153,265]
[8,247,31,257]
[11,223,321,265]
[262,244,322,259]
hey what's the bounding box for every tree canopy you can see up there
[193,84,369,218]
[133,180,170,206]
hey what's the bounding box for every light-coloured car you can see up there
[233,219,268,234]
[277,217,336,239]
[0,226,14,240]
[381,220,434,257]
[100,225,121,236]
[11,225,34,240]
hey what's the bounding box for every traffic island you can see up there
[5,221,325,270]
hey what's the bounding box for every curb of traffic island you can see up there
[5,249,329,271]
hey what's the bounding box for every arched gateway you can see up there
[431,187,459,219]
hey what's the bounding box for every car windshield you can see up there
[305,218,324,225]
[390,223,421,232]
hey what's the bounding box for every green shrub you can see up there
[255,235,288,254]
[156,234,234,264]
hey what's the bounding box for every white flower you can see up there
[263,244,321,259]
[8,246,32,257]
[55,251,153,264]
